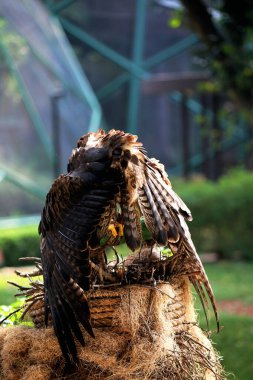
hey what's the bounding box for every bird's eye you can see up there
[113,148,122,157]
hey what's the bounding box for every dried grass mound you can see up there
[0,277,224,380]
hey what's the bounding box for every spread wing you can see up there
[134,157,219,331]
[39,144,123,365]
[90,130,219,331]
[36,128,218,366]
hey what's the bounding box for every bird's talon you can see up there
[116,222,124,237]
[108,222,124,238]
[108,224,118,238]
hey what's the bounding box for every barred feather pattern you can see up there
[136,157,219,331]
[168,235,219,331]
[37,129,152,365]
[39,137,125,365]
[96,199,118,240]
[7,129,219,366]
[120,186,142,251]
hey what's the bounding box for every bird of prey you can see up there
[15,129,219,366]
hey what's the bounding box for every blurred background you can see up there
[0,1,253,378]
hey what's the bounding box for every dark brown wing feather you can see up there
[39,146,123,365]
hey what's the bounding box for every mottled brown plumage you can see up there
[5,129,219,366]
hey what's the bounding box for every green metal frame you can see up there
[46,0,215,138]
[48,0,199,135]
[0,0,199,200]
[127,0,147,133]
[49,0,77,14]
[52,1,248,177]
[0,31,54,163]
[60,18,148,79]
[0,163,47,199]
[97,35,198,100]
[0,0,248,225]
[48,15,102,132]
[0,8,102,200]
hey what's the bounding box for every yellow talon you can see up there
[108,224,118,238]
[115,222,124,237]
[108,223,124,238]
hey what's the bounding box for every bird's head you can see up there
[69,129,143,170]
[67,129,145,202]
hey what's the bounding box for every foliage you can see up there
[173,168,253,260]
[197,262,253,380]
[0,300,24,326]
[0,269,30,305]
[176,1,253,114]
[0,225,40,267]
[0,271,33,326]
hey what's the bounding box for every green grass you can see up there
[194,262,253,380]
[196,309,253,380]
[203,261,253,303]
[0,270,30,305]
[211,313,253,380]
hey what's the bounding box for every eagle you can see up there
[10,129,219,366]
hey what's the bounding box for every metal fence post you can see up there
[127,0,147,134]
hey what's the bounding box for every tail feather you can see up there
[169,235,220,332]
[146,176,180,243]
[121,188,142,251]
[45,266,94,365]
[172,240,220,333]
[139,183,167,245]
[197,275,220,332]
[190,277,210,331]
[146,161,192,221]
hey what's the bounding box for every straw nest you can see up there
[0,276,224,380]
